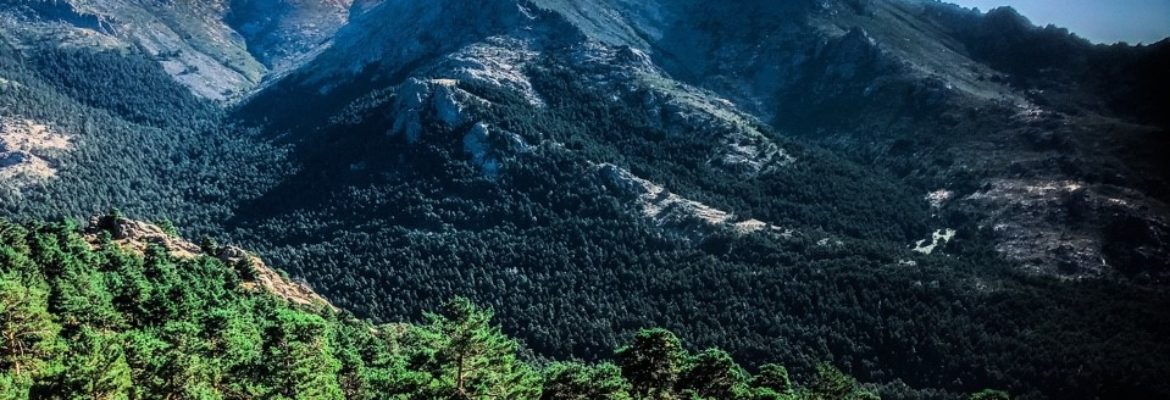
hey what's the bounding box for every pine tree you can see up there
[614,328,687,399]
[269,309,344,400]
[752,363,794,399]
[52,328,134,399]
[678,348,751,399]
[540,362,631,400]
[808,363,878,400]
[419,298,540,400]
[0,272,62,394]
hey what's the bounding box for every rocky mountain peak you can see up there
[295,0,567,84]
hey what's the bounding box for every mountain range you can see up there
[1,0,1168,398]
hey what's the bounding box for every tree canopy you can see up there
[0,218,1012,399]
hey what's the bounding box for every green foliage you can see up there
[968,389,1010,400]
[0,45,288,236]
[0,271,60,391]
[1,20,1167,400]
[198,52,1170,400]
[217,63,1170,400]
[541,362,631,400]
[269,309,344,399]
[157,220,180,238]
[615,329,687,398]
[806,363,876,400]
[753,364,793,397]
[1,218,888,399]
[50,328,134,398]
[410,298,540,399]
[678,349,752,399]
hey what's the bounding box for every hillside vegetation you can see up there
[0,1,1168,399]
[224,51,1170,399]
[0,215,1007,399]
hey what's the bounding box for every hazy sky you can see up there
[946,0,1170,44]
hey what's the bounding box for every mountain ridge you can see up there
[245,0,1170,279]
[2,0,1169,398]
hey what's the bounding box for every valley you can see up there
[1,0,1168,398]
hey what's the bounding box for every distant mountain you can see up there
[2,0,1168,398]
[0,0,353,100]
[250,0,1170,280]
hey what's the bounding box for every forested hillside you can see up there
[0,216,1010,399]
[0,31,287,234]
[1,0,1168,399]
[225,41,1170,399]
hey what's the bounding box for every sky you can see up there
[946,0,1170,44]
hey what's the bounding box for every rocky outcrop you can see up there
[387,36,542,141]
[216,244,337,310]
[632,77,796,178]
[462,123,501,178]
[962,179,1170,281]
[303,0,550,86]
[560,41,796,178]
[0,119,71,189]
[391,78,481,142]
[912,228,956,255]
[598,163,789,240]
[85,216,336,309]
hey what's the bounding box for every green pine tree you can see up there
[678,348,752,399]
[0,272,62,396]
[614,328,687,399]
[269,309,344,400]
[417,298,540,400]
[541,362,632,400]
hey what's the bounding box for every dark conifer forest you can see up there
[2,0,1168,398]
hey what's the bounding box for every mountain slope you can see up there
[0,31,286,236]
[532,0,1170,279]
[0,0,1168,399]
[225,0,353,71]
[2,216,903,399]
[250,0,1169,278]
[2,0,263,100]
[221,1,1170,398]
[1,0,357,100]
